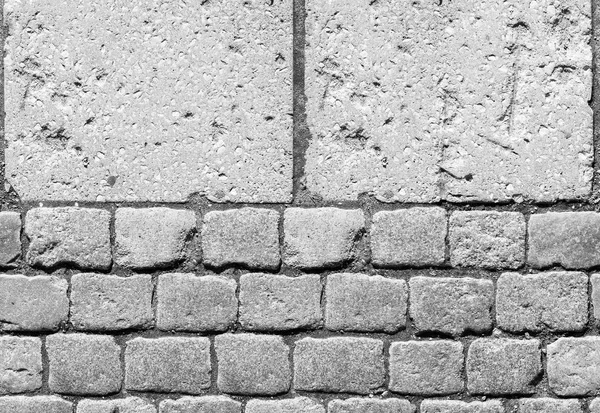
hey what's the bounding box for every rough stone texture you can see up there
[371,208,446,267]
[293,337,385,394]
[409,276,493,336]
[590,399,600,413]
[202,208,280,270]
[0,275,69,332]
[4,0,292,203]
[0,396,73,413]
[156,273,237,332]
[0,337,42,394]
[420,400,504,413]
[547,337,600,396]
[593,274,600,323]
[283,208,365,269]
[325,273,407,333]
[389,341,463,395]
[528,212,600,269]
[516,398,582,413]
[70,273,154,331]
[449,211,526,269]
[466,338,541,395]
[125,337,211,394]
[47,333,122,395]
[245,398,325,413]
[25,207,111,270]
[0,212,21,266]
[304,0,592,203]
[496,271,588,333]
[239,273,322,331]
[215,334,290,395]
[77,397,156,413]
[159,396,241,413]
[328,398,415,413]
[115,208,196,269]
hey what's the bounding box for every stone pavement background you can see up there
[0,0,599,411]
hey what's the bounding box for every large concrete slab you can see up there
[5,0,292,202]
[304,0,592,202]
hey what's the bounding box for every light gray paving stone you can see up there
[202,208,280,270]
[125,337,211,394]
[328,398,415,413]
[245,397,325,413]
[25,207,111,270]
[0,212,21,266]
[4,0,292,203]
[115,207,196,269]
[77,397,156,413]
[159,396,241,413]
[0,275,69,332]
[590,399,600,413]
[547,337,600,396]
[516,398,582,413]
[239,273,322,331]
[156,273,237,332]
[592,274,600,322]
[0,396,73,413]
[70,273,153,331]
[0,337,42,394]
[420,400,504,413]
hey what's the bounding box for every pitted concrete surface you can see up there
[304,0,592,202]
[4,0,292,202]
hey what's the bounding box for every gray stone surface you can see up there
[389,340,463,395]
[0,275,69,332]
[328,398,415,413]
[25,207,111,270]
[371,208,446,267]
[293,337,385,394]
[496,271,588,333]
[159,396,241,413]
[528,212,600,269]
[70,273,154,331]
[4,0,292,203]
[77,397,156,413]
[0,212,21,266]
[47,333,122,395]
[115,207,196,269]
[304,0,592,203]
[202,208,280,270]
[157,273,237,332]
[0,337,42,394]
[239,273,322,331]
[215,333,290,395]
[590,399,600,413]
[466,338,541,395]
[125,337,210,394]
[283,208,365,269]
[593,274,600,322]
[0,396,73,413]
[409,276,493,336]
[516,398,582,413]
[245,398,325,413]
[325,273,407,333]
[547,337,600,396]
[420,400,504,413]
[449,211,525,269]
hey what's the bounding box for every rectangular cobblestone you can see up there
[547,337,600,396]
[370,208,447,267]
[159,396,241,413]
[420,400,504,413]
[202,208,280,270]
[70,273,153,331]
[449,211,525,269]
[245,398,325,413]
[496,272,588,333]
[239,273,322,331]
[528,212,600,269]
[156,273,237,332]
[0,337,42,395]
[466,338,541,395]
[590,399,600,413]
[25,207,111,270]
[115,207,196,269]
[215,333,290,395]
[0,396,73,413]
[77,397,156,413]
[516,398,582,413]
[125,337,210,394]
[0,212,21,266]
[592,274,600,322]
[0,275,68,332]
[283,208,365,269]
[293,337,385,394]
[328,398,415,413]
[409,276,493,336]
[325,273,407,333]
[389,341,463,395]
[47,333,122,396]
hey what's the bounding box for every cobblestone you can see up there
[0,396,73,413]
[328,398,415,413]
[420,400,504,413]
[0,337,42,395]
[0,212,21,266]
[77,397,156,413]
[547,337,600,396]
[159,396,241,413]
[245,398,325,413]
[515,398,582,413]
